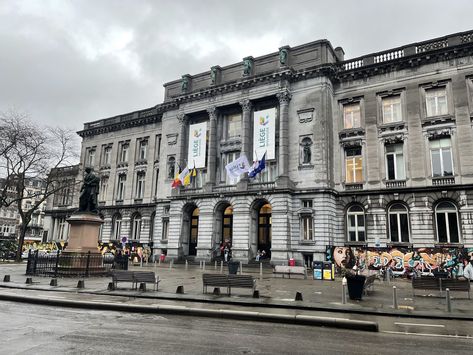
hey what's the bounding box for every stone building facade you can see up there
[76,30,473,265]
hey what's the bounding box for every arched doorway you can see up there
[258,203,272,257]
[189,207,199,256]
[222,206,233,245]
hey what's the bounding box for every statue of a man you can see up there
[78,167,100,213]
[279,48,288,66]
[243,58,253,76]
[181,76,189,92]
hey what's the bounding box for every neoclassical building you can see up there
[75,30,473,265]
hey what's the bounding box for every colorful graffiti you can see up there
[326,246,473,276]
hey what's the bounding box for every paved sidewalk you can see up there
[0,261,471,320]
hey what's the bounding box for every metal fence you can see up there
[25,250,128,277]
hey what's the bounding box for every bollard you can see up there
[446,288,452,312]
[107,282,115,291]
[140,257,143,268]
[260,262,263,279]
[215,261,217,270]
[158,257,161,266]
[185,260,188,270]
[213,287,221,295]
[220,261,223,274]
[170,259,173,270]
[199,260,202,269]
[203,261,206,271]
[392,286,398,310]
[239,261,243,275]
[50,278,58,287]
[176,285,184,294]
[3,275,11,282]
[342,277,347,304]
[295,292,303,301]
[253,290,260,298]
[25,277,33,284]
[77,280,85,289]
[139,282,146,291]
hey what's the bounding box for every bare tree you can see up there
[0,110,79,261]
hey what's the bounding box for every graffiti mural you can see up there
[326,246,473,276]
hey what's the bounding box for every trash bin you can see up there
[323,261,335,281]
[289,258,296,267]
[228,260,239,274]
[313,261,323,280]
[346,274,366,300]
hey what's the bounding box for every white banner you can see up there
[253,108,275,161]
[225,154,250,179]
[187,121,207,168]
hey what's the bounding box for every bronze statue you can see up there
[279,48,288,66]
[78,167,100,213]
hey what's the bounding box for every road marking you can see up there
[394,322,445,328]
[383,331,472,339]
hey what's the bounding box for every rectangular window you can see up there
[382,96,402,123]
[222,152,240,185]
[99,177,108,201]
[162,219,169,240]
[345,147,363,183]
[119,142,129,163]
[385,143,405,180]
[102,146,112,166]
[135,173,145,199]
[302,200,313,208]
[301,215,313,241]
[343,103,361,129]
[226,113,242,139]
[155,135,162,161]
[86,149,95,167]
[426,87,448,117]
[117,175,126,200]
[137,139,148,161]
[430,138,453,177]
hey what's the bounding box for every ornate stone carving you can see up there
[424,126,455,140]
[210,66,220,85]
[206,106,218,120]
[279,46,289,66]
[181,74,190,93]
[166,133,178,145]
[277,90,292,105]
[242,56,254,76]
[176,112,188,126]
[239,99,252,112]
[297,108,314,123]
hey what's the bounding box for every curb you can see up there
[0,291,379,332]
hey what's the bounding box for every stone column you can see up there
[177,112,188,168]
[205,106,218,190]
[238,99,252,189]
[276,89,292,187]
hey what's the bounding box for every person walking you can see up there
[463,259,473,281]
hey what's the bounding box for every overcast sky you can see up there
[1,0,472,132]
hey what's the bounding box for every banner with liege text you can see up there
[253,108,275,161]
[187,121,207,168]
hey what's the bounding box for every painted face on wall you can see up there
[333,247,351,268]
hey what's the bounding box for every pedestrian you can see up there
[463,259,473,281]
[255,250,261,262]
[224,245,229,262]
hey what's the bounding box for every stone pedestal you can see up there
[65,213,103,254]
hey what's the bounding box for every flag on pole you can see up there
[225,154,251,179]
[171,164,182,189]
[179,166,190,185]
[248,152,266,178]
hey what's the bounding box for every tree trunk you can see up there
[15,223,29,262]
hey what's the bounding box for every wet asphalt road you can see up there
[0,301,472,355]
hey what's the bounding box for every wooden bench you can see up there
[273,265,307,279]
[133,271,160,291]
[412,277,441,297]
[112,270,134,289]
[412,277,470,298]
[440,278,470,299]
[202,274,256,295]
[363,274,377,295]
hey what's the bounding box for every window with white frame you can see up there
[260,161,277,183]
[226,113,242,139]
[135,172,145,199]
[99,177,108,201]
[102,145,112,166]
[86,148,96,167]
[162,218,169,240]
[131,213,142,240]
[343,103,361,129]
[300,199,314,241]
[137,139,148,161]
[430,138,453,177]
[111,214,122,240]
[385,143,405,180]
[116,174,126,200]
[345,147,363,183]
[155,135,161,161]
[118,142,129,163]
[425,87,448,117]
[435,201,460,243]
[382,95,402,123]
[347,205,365,242]
[388,203,410,243]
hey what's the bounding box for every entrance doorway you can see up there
[222,206,233,245]
[189,207,199,256]
[258,203,272,257]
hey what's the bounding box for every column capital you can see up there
[177,112,188,126]
[206,106,218,120]
[239,99,252,112]
[277,90,292,105]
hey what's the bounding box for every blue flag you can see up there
[248,153,266,178]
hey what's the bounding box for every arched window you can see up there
[167,157,176,179]
[222,206,233,244]
[388,203,409,243]
[347,205,365,242]
[111,213,122,240]
[131,213,142,241]
[435,201,460,243]
[300,137,312,165]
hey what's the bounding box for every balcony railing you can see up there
[213,185,237,193]
[344,183,363,191]
[248,182,276,191]
[432,177,455,186]
[385,180,406,188]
